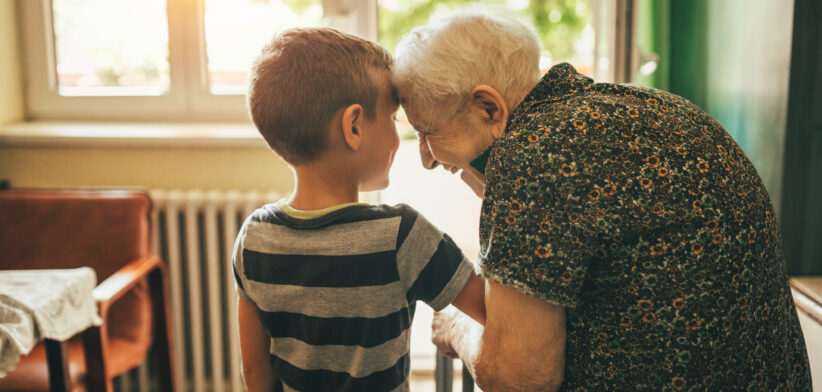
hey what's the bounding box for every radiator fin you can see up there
[113,190,279,392]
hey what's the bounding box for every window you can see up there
[51,0,170,96]
[19,0,376,120]
[19,0,637,122]
[378,0,598,76]
[203,0,325,95]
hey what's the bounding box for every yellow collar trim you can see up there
[275,199,367,220]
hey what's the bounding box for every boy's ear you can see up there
[470,85,508,138]
[341,104,364,151]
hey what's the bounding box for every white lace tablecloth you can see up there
[0,268,102,377]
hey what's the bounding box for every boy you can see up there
[234,28,486,392]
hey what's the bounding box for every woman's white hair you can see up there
[392,7,541,131]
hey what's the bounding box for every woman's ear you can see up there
[470,85,508,138]
[341,104,364,151]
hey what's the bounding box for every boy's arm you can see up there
[399,207,485,323]
[449,273,486,325]
[237,296,276,392]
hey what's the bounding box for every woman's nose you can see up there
[419,137,439,170]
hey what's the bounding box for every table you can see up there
[0,268,101,392]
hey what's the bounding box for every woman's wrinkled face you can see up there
[408,113,482,175]
[410,114,490,197]
[402,85,512,198]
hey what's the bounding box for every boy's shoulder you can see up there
[244,202,422,229]
[238,202,435,255]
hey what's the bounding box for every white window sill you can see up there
[0,121,269,148]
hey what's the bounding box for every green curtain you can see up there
[637,0,706,105]
[639,0,813,274]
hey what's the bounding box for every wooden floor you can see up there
[409,369,471,392]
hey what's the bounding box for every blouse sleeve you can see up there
[479,116,615,307]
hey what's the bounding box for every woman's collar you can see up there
[506,62,594,130]
[469,146,492,175]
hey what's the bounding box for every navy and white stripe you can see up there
[233,203,474,391]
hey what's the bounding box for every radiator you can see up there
[113,189,279,392]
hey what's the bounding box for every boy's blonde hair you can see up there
[247,28,393,165]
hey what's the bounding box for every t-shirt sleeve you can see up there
[397,206,475,311]
[480,125,606,307]
[231,221,255,304]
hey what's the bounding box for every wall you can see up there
[0,0,24,124]
[0,145,294,193]
[0,3,294,193]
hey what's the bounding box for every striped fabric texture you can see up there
[233,202,474,391]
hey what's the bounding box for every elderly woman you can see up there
[392,10,811,391]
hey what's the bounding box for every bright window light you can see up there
[52,0,170,96]
[204,0,326,95]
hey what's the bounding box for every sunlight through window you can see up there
[204,0,326,95]
[52,0,170,96]
[377,0,595,76]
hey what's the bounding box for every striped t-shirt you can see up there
[232,200,474,392]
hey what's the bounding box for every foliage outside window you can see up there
[377,0,592,64]
[375,0,594,140]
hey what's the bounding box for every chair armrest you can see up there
[93,256,164,316]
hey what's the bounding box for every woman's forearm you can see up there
[449,312,485,378]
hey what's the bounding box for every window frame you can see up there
[20,0,187,120]
[17,0,377,121]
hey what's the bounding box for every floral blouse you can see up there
[478,63,811,390]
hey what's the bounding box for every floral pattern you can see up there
[478,63,811,390]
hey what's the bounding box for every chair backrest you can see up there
[0,188,151,280]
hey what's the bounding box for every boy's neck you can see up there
[289,162,360,210]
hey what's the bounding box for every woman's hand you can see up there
[432,304,484,361]
[431,306,466,358]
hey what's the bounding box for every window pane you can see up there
[204,0,325,95]
[378,0,595,75]
[52,0,170,96]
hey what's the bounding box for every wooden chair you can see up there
[0,188,175,392]
[435,353,475,392]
